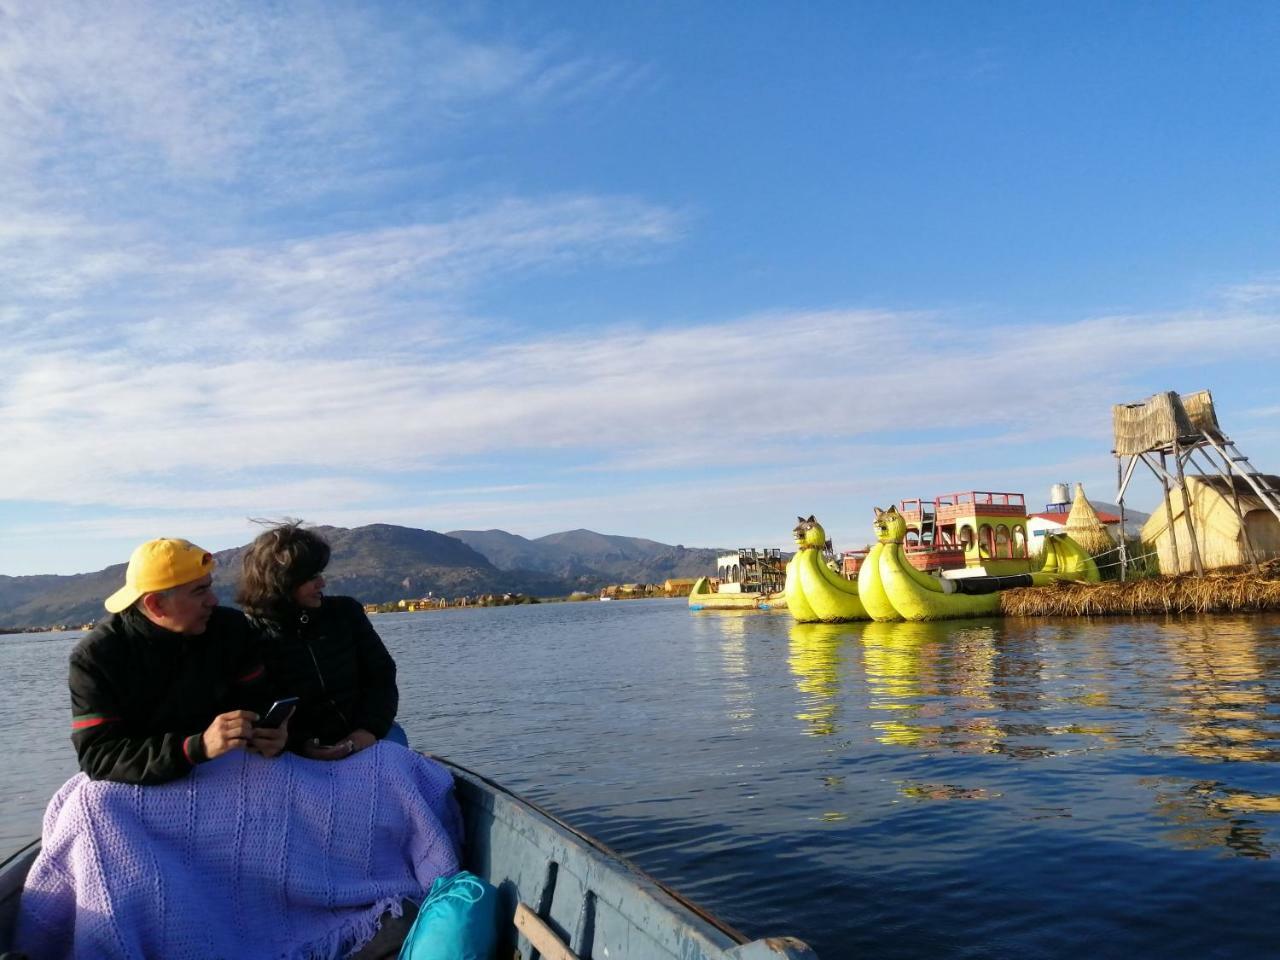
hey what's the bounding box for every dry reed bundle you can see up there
[1064,483,1115,556]
[1111,389,1220,454]
[1179,389,1221,437]
[1112,391,1190,455]
[1000,571,1280,618]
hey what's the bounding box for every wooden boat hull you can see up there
[0,759,817,959]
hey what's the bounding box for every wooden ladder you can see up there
[1202,433,1280,525]
[919,508,936,546]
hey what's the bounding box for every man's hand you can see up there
[300,728,378,761]
[249,717,289,759]
[201,710,256,759]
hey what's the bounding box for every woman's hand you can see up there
[349,728,378,752]
[301,728,378,761]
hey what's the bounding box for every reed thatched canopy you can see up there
[1064,484,1115,556]
[1112,389,1221,455]
[1179,389,1221,437]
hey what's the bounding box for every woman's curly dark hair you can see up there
[237,521,331,620]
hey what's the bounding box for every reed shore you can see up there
[1000,568,1280,617]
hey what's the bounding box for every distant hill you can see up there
[447,528,723,583]
[0,566,131,631]
[209,524,573,608]
[441,529,560,573]
[0,524,723,629]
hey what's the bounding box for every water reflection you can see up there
[859,620,1006,752]
[700,612,757,733]
[786,623,848,737]
[1161,620,1277,763]
[1143,776,1277,859]
[1143,618,1280,857]
[859,616,1280,856]
[859,620,932,747]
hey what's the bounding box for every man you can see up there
[69,537,287,783]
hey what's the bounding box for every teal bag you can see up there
[397,871,501,960]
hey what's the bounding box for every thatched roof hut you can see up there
[1141,475,1280,573]
[1064,483,1115,557]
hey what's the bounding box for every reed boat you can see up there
[687,576,787,611]
[0,758,817,960]
[788,512,1100,623]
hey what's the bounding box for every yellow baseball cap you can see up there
[104,539,216,613]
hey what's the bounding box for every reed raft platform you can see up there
[1000,567,1280,617]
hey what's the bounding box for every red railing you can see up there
[935,491,1026,520]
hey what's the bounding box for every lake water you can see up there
[4,600,1280,959]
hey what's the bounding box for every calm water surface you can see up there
[4,602,1280,959]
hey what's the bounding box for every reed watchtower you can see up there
[1113,390,1280,576]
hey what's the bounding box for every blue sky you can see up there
[3,1,1279,575]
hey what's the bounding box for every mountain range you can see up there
[0,525,724,629]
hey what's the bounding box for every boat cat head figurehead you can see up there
[793,515,827,550]
[872,506,906,544]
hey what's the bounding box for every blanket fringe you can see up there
[295,895,407,960]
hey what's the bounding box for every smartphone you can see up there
[256,697,299,729]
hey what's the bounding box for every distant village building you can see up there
[599,583,660,599]
[1027,502,1122,555]
[397,596,449,611]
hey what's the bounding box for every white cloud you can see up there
[5,298,1277,523]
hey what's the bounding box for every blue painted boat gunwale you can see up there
[446,759,818,959]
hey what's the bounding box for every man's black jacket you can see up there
[249,596,398,748]
[69,607,269,784]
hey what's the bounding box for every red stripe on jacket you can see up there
[71,716,120,730]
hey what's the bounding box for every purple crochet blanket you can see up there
[15,744,463,959]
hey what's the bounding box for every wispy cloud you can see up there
[1222,278,1280,306]
[2,193,685,360]
[0,1,643,189]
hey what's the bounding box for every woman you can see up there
[238,522,405,759]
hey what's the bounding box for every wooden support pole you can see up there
[1172,439,1205,575]
[1154,451,1182,574]
[1116,456,1128,581]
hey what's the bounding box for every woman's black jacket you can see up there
[248,596,399,748]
